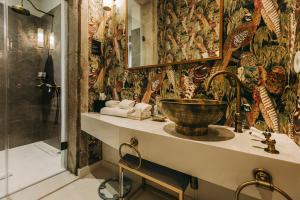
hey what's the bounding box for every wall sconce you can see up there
[103,0,113,11]
[37,28,44,48]
[49,32,55,50]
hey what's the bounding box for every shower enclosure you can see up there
[0,0,68,197]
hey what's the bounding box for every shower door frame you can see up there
[1,0,69,197]
[60,0,68,169]
[2,0,9,197]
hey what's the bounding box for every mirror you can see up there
[126,0,222,69]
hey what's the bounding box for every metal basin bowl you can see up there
[160,99,227,136]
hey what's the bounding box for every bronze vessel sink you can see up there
[160,99,227,136]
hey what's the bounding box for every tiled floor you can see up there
[1,171,77,200]
[0,142,64,198]
[42,162,178,200]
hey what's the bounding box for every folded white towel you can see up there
[118,100,135,110]
[134,103,152,112]
[105,100,120,108]
[128,110,152,120]
[101,107,134,118]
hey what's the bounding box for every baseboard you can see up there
[77,161,103,177]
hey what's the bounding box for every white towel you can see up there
[118,100,135,110]
[105,100,120,108]
[134,103,152,112]
[128,110,152,120]
[101,107,134,118]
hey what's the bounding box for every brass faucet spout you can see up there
[206,71,243,133]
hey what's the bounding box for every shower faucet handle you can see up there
[262,132,272,144]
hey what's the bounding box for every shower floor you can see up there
[0,141,65,198]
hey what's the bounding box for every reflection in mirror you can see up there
[127,0,222,69]
[127,0,158,68]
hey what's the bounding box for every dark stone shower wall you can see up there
[42,5,62,85]
[7,5,61,149]
[0,3,5,151]
[7,9,43,148]
[40,5,62,149]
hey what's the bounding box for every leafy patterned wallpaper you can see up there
[88,0,300,145]
[156,0,221,63]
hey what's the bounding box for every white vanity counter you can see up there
[81,113,300,200]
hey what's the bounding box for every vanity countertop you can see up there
[82,113,300,165]
[81,113,300,200]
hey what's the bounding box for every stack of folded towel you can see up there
[105,100,120,108]
[100,100,152,120]
[101,100,134,118]
[128,103,152,120]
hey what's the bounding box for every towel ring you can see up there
[119,137,142,170]
[234,168,293,200]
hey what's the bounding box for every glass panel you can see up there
[0,0,7,198]
[5,0,67,194]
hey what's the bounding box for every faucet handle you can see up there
[262,132,272,139]
[262,132,272,144]
[264,139,280,154]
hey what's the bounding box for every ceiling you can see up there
[7,0,60,17]
[134,0,151,6]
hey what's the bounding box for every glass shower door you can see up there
[3,0,67,195]
[0,0,8,198]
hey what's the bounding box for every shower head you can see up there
[11,0,54,18]
[11,4,31,16]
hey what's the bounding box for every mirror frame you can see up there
[125,0,223,70]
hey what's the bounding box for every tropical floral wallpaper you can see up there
[157,0,221,63]
[88,0,300,145]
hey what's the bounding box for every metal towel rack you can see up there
[234,168,293,200]
[119,137,142,170]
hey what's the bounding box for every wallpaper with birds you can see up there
[157,0,221,63]
[88,0,300,145]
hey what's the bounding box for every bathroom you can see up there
[1,0,300,200]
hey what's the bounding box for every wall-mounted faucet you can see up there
[206,71,243,133]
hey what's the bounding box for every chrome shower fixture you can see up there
[11,0,54,18]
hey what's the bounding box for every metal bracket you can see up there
[60,141,68,151]
[253,168,273,190]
